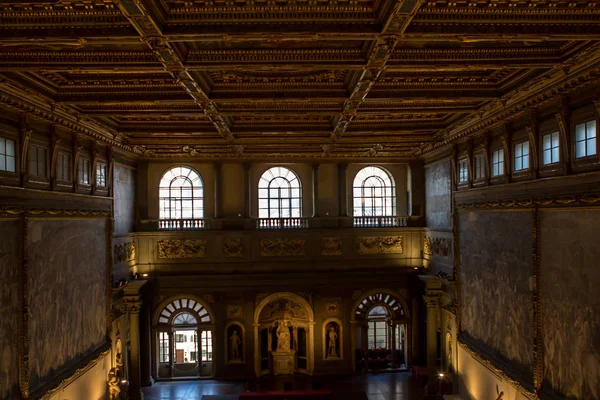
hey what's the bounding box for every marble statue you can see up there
[276,320,291,352]
[327,325,338,357]
[230,329,241,360]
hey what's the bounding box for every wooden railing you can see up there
[256,218,309,229]
[158,219,206,230]
[353,216,407,228]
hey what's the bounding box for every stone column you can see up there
[128,301,143,400]
[243,163,251,218]
[337,163,348,217]
[168,331,175,378]
[312,163,320,217]
[213,162,222,218]
[308,322,315,374]
[424,295,439,391]
[140,304,154,386]
[391,324,397,368]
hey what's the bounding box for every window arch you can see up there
[159,166,204,219]
[352,166,396,217]
[258,166,302,218]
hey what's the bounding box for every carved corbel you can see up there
[554,97,571,174]
[50,125,62,190]
[526,110,539,179]
[500,123,512,183]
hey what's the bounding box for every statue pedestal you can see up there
[272,350,295,375]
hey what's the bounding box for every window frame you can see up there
[367,320,389,350]
[159,166,204,220]
[258,166,302,219]
[541,131,560,166]
[491,149,504,177]
[29,145,48,178]
[56,151,71,181]
[78,156,90,185]
[96,162,107,187]
[0,136,17,173]
[458,159,468,184]
[513,140,530,172]
[473,153,485,180]
[574,120,597,159]
[352,165,396,217]
[201,330,213,362]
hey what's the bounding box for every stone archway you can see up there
[350,290,410,373]
[253,292,315,377]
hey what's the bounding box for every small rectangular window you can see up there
[56,152,71,181]
[575,120,597,158]
[542,132,560,165]
[78,157,90,185]
[159,332,170,363]
[492,149,504,177]
[458,159,468,183]
[29,146,47,177]
[0,137,16,172]
[96,163,107,187]
[474,154,485,180]
[514,141,530,171]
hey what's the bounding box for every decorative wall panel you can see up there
[0,220,20,400]
[27,219,107,393]
[541,210,600,400]
[459,211,534,387]
[320,237,342,256]
[113,164,136,234]
[259,239,305,257]
[157,239,206,258]
[357,236,402,254]
[425,160,452,230]
[114,241,135,263]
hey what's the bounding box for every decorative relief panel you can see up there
[114,241,135,263]
[320,237,342,256]
[259,238,305,257]
[357,236,403,255]
[157,239,206,259]
[424,236,452,258]
[325,302,340,316]
[223,238,244,258]
[227,305,243,319]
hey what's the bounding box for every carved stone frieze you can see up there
[157,239,206,259]
[259,239,305,257]
[223,238,244,258]
[424,236,452,258]
[114,241,135,264]
[357,236,403,255]
[320,237,342,256]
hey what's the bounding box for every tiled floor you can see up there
[142,372,426,400]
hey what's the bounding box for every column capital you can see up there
[124,298,142,314]
[423,295,440,309]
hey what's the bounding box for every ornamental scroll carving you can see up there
[424,236,452,258]
[223,238,244,258]
[114,241,136,263]
[357,236,403,255]
[259,238,305,257]
[157,239,206,259]
[320,237,342,256]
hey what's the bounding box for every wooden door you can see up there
[176,349,184,363]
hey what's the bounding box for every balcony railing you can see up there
[158,219,206,230]
[256,217,309,229]
[353,216,407,228]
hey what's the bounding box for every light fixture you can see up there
[120,379,128,384]
[438,373,445,378]
[142,273,149,278]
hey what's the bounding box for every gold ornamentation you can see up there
[357,236,403,255]
[113,241,136,263]
[227,305,243,319]
[157,239,206,259]
[320,237,342,256]
[456,195,600,210]
[223,238,244,258]
[423,236,432,256]
[325,302,339,315]
[0,206,111,218]
[259,238,305,257]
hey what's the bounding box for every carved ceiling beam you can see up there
[114,0,235,142]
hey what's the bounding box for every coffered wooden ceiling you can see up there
[1,0,600,159]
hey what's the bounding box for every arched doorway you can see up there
[153,297,215,379]
[351,291,410,373]
[254,293,315,377]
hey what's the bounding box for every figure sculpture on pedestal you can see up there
[230,329,241,360]
[327,324,338,357]
[276,320,291,352]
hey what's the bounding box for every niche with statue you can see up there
[226,323,244,363]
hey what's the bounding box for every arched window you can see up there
[258,166,302,218]
[159,166,203,219]
[352,166,395,217]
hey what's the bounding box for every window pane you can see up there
[0,138,4,154]
[552,132,559,148]
[523,156,529,169]
[515,144,522,158]
[542,134,551,150]
[551,148,559,163]
[576,141,586,158]
[576,123,586,141]
[543,149,551,165]
[587,138,597,156]
[587,120,597,137]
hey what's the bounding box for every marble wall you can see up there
[459,211,534,386]
[541,210,600,400]
[27,219,107,393]
[425,159,452,230]
[114,163,136,234]
[0,220,20,400]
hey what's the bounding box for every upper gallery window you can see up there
[353,166,396,217]
[458,159,468,183]
[575,120,597,158]
[78,157,90,185]
[29,145,47,177]
[0,137,16,172]
[258,166,302,218]
[56,151,70,181]
[96,162,107,187]
[514,141,530,171]
[542,132,560,165]
[491,149,504,177]
[474,154,485,180]
[159,166,204,220]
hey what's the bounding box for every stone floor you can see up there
[142,372,427,400]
